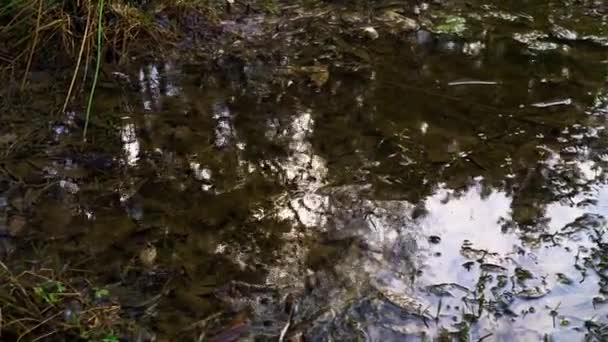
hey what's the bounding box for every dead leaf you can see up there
[300,66,329,88]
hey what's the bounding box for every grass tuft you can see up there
[1,0,222,137]
[0,261,125,341]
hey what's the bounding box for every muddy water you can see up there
[2,0,608,340]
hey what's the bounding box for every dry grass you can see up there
[0,261,125,341]
[0,0,220,92]
[0,0,223,138]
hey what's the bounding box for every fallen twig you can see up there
[530,98,572,108]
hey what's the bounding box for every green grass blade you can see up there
[83,0,104,142]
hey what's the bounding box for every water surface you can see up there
[1,0,608,340]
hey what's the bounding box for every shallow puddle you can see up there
[2,0,608,340]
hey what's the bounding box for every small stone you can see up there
[139,243,157,267]
[362,27,379,40]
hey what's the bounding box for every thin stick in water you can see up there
[448,80,499,86]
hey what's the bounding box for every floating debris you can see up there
[480,263,508,273]
[516,286,550,300]
[427,283,471,297]
[448,80,499,86]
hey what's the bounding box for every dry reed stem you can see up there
[62,6,93,113]
[0,0,35,34]
[17,310,63,342]
[20,0,43,91]
[31,329,59,342]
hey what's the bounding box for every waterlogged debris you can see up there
[581,35,608,47]
[561,214,606,236]
[513,31,560,51]
[306,66,330,88]
[556,273,573,285]
[486,11,533,23]
[530,99,572,108]
[480,263,507,273]
[376,10,419,33]
[495,291,515,307]
[551,25,578,41]
[427,283,470,297]
[433,15,467,35]
[488,12,518,22]
[377,286,431,319]
[513,31,548,44]
[341,12,366,24]
[516,286,550,300]
[593,296,608,307]
[515,273,551,300]
[528,41,560,51]
[461,243,500,261]
[549,26,608,46]
[279,65,330,88]
[515,267,534,282]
